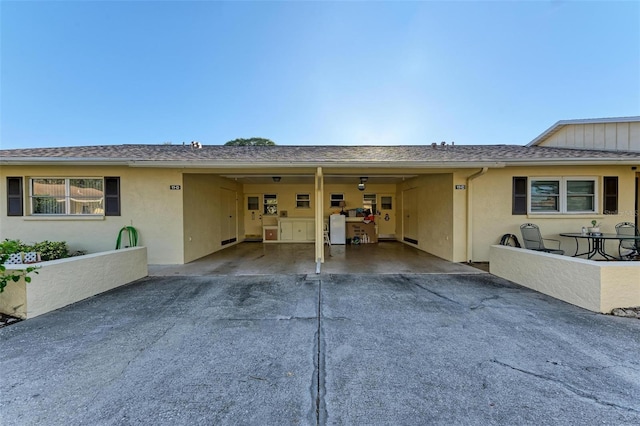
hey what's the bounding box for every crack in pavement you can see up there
[314,279,327,425]
[490,359,640,413]
[410,280,465,306]
[221,316,317,321]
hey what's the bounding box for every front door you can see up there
[378,194,395,238]
[245,194,262,239]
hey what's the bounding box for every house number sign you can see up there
[169,185,181,190]
[455,185,466,190]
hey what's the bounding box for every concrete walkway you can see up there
[2,272,640,424]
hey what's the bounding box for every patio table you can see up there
[559,233,640,260]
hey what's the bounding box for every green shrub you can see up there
[31,241,70,261]
[5,239,71,261]
[0,240,38,293]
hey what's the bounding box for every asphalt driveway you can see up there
[1,273,639,425]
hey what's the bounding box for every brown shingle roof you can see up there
[2,144,640,165]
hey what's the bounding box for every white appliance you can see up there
[330,214,346,245]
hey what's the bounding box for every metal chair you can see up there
[615,222,639,259]
[519,223,564,255]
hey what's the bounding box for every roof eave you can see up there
[504,159,640,166]
[127,160,508,169]
[0,157,132,166]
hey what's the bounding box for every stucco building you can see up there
[2,116,639,268]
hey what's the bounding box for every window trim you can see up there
[528,176,598,215]
[363,193,377,214]
[30,177,106,216]
[263,193,278,215]
[380,195,393,210]
[247,195,260,211]
[26,177,121,217]
[296,193,310,209]
[330,193,344,208]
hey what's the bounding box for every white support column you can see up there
[315,167,324,269]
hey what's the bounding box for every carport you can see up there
[208,164,486,274]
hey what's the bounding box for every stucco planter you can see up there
[0,247,148,319]
[490,245,640,313]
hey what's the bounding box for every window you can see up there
[363,193,377,215]
[30,178,106,215]
[529,177,597,214]
[603,176,618,214]
[381,196,392,210]
[330,193,344,208]
[247,196,259,211]
[7,177,23,216]
[264,194,278,215]
[296,193,310,208]
[512,177,527,215]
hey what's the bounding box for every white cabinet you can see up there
[275,218,315,243]
[280,221,294,241]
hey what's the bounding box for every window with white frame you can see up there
[363,193,377,215]
[330,193,344,208]
[529,177,597,214]
[296,193,310,208]
[264,194,278,215]
[30,178,105,215]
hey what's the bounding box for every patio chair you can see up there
[615,222,639,259]
[519,223,564,255]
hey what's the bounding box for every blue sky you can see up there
[1,1,638,150]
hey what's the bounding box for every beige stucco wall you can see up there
[0,165,184,264]
[490,245,640,313]
[471,165,637,262]
[0,247,148,319]
[399,174,455,261]
[2,163,636,266]
[242,182,399,237]
[183,174,243,263]
[540,122,640,152]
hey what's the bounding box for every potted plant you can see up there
[588,220,601,234]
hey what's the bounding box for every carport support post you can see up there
[315,167,324,271]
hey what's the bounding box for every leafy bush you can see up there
[31,241,69,261]
[6,239,72,261]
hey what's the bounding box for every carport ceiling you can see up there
[220,175,417,184]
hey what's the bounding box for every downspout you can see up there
[315,167,324,273]
[466,167,489,263]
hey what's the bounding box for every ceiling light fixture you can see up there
[358,177,368,191]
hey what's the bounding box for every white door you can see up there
[378,194,395,237]
[245,194,262,238]
[280,221,293,240]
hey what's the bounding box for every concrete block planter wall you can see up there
[490,245,640,313]
[0,247,147,319]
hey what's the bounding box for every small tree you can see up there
[224,138,276,146]
[0,240,38,293]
